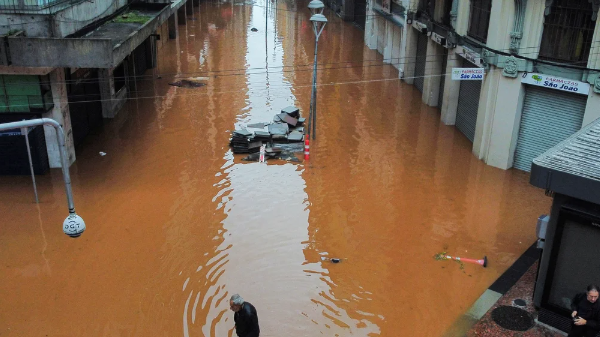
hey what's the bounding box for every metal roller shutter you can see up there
[455,60,482,142]
[413,33,427,93]
[513,86,586,172]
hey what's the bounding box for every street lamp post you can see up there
[308,1,326,140]
[0,118,86,238]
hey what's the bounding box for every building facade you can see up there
[0,0,196,174]
[364,0,600,172]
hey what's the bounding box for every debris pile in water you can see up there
[229,106,306,162]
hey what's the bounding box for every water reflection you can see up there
[0,0,551,336]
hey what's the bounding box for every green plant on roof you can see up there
[113,12,151,24]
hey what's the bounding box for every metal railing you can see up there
[0,118,86,238]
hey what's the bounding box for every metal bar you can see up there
[0,118,75,213]
[310,36,319,140]
[21,127,39,204]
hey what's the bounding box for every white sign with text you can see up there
[521,73,590,95]
[452,68,485,80]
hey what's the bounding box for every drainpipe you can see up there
[0,118,86,238]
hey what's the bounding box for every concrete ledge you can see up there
[4,4,171,68]
[8,37,113,67]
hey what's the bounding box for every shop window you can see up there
[538,0,595,64]
[0,75,53,113]
[468,0,492,43]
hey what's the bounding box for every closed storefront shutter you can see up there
[438,50,448,108]
[513,86,586,172]
[413,32,428,93]
[354,0,366,29]
[455,60,482,142]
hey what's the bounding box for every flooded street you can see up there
[0,1,551,336]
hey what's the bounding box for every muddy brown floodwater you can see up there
[0,1,551,336]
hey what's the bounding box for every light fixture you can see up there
[308,0,324,15]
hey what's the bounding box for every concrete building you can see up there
[0,0,196,174]
[364,0,600,172]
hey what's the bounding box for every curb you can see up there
[444,243,541,336]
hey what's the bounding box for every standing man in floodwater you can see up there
[569,284,600,337]
[230,294,260,337]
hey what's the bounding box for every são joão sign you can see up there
[521,73,590,95]
[452,68,484,80]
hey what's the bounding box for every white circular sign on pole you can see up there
[63,213,86,238]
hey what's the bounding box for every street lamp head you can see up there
[63,213,86,238]
[309,13,328,22]
[308,0,324,14]
[310,14,328,38]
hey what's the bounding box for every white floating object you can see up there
[99,152,107,156]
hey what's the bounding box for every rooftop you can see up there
[530,118,600,204]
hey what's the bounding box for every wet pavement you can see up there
[0,1,552,336]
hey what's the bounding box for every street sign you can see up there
[521,73,590,95]
[452,68,485,80]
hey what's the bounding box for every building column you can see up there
[480,73,525,169]
[364,2,378,49]
[391,25,402,72]
[382,21,393,63]
[402,27,419,85]
[168,11,178,39]
[440,49,461,125]
[98,69,118,118]
[178,4,187,25]
[422,39,443,106]
[583,92,600,127]
[43,68,75,168]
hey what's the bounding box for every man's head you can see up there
[587,285,599,304]
[230,294,244,312]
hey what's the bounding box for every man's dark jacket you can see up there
[234,302,260,337]
[571,292,600,330]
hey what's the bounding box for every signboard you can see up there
[452,68,485,80]
[431,32,447,48]
[457,45,483,67]
[412,21,428,34]
[521,73,590,95]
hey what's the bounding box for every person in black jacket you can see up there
[569,284,600,337]
[230,294,260,337]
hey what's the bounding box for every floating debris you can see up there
[230,106,305,162]
[168,80,206,88]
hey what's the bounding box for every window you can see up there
[441,0,454,26]
[0,75,53,113]
[417,0,435,19]
[468,0,492,43]
[539,0,595,64]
